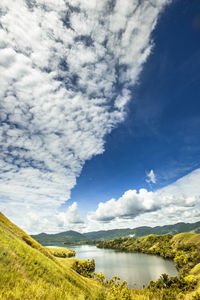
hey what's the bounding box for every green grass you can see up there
[2,211,200,299]
[0,212,108,300]
[171,232,200,247]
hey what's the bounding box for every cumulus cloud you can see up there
[88,169,200,226]
[146,169,157,184]
[24,202,84,234]
[88,189,159,222]
[55,202,84,227]
[0,0,170,232]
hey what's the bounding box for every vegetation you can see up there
[97,233,200,299]
[47,247,75,258]
[0,212,132,299]
[2,211,200,299]
[72,258,95,277]
[93,272,132,300]
[32,221,200,245]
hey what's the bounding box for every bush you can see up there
[48,247,75,258]
[93,272,132,300]
[72,259,95,277]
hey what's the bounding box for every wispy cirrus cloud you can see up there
[0,0,170,232]
[146,169,157,184]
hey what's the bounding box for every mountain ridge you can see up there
[31,220,200,245]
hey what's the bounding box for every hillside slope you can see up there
[2,212,200,299]
[0,212,105,300]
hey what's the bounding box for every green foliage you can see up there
[148,273,197,292]
[97,234,175,259]
[72,259,95,277]
[48,247,75,258]
[93,272,132,300]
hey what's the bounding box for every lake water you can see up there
[59,244,178,289]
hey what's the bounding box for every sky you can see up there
[0,0,200,234]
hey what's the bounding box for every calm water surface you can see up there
[60,244,178,288]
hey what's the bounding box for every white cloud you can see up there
[24,202,84,234]
[146,169,157,184]
[88,169,200,228]
[88,189,158,222]
[0,0,170,232]
[55,202,84,227]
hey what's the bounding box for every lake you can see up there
[57,244,178,288]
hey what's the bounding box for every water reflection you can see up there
[58,244,178,289]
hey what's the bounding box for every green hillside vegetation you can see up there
[97,233,200,298]
[32,221,200,245]
[0,212,131,300]
[47,247,75,258]
[2,211,200,299]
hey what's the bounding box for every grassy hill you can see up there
[2,211,200,299]
[32,221,200,245]
[0,212,111,299]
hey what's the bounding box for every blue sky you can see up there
[0,0,200,233]
[70,0,200,216]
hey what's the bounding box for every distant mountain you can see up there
[31,221,200,245]
[83,221,200,240]
[132,222,200,236]
[83,228,138,241]
[31,230,88,245]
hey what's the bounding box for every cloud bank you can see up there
[88,169,200,231]
[0,0,170,231]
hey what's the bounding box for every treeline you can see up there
[97,234,173,257]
